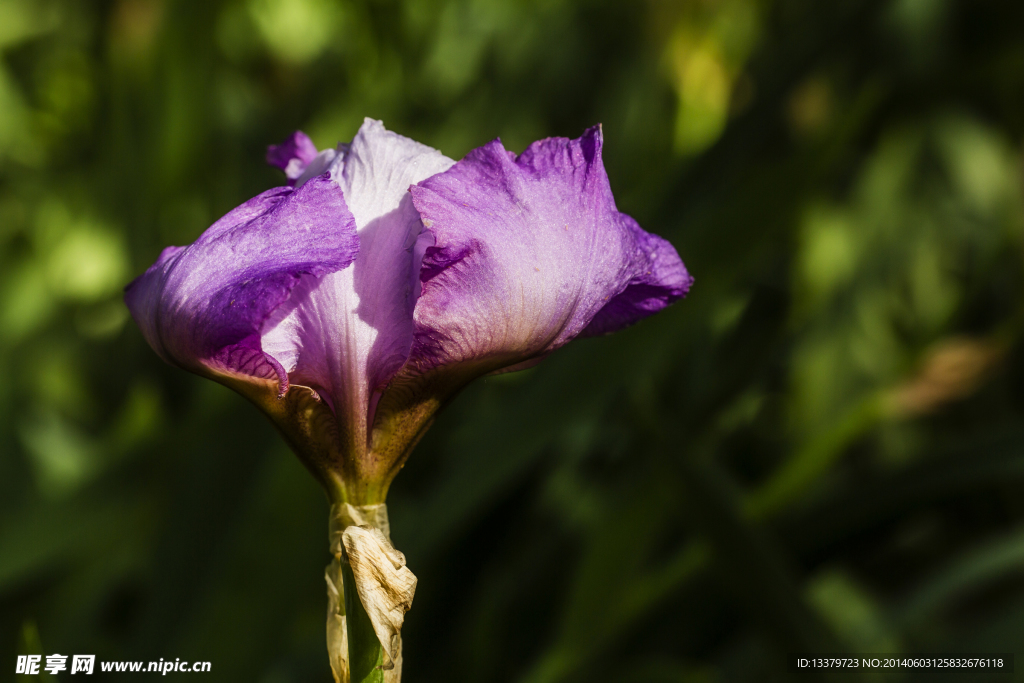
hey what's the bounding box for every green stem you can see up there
[341,556,384,683]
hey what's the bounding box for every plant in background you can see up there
[124,118,691,682]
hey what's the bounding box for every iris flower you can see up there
[125,119,691,682]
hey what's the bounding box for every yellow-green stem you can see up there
[341,546,384,683]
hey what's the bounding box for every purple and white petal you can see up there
[267,131,321,186]
[406,126,690,376]
[295,147,341,189]
[261,119,454,444]
[125,175,359,391]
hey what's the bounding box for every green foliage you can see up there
[2,0,1024,681]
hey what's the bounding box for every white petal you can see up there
[261,119,454,446]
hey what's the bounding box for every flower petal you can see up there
[267,131,320,186]
[260,119,454,456]
[581,215,693,336]
[295,147,340,189]
[125,175,359,392]
[406,125,690,376]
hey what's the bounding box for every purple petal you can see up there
[406,126,690,376]
[125,175,359,392]
[260,119,454,446]
[267,131,320,186]
[581,215,693,336]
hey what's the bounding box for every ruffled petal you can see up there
[405,125,690,376]
[581,215,693,336]
[295,147,340,189]
[267,131,321,186]
[125,175,359,392]
[260,119,454,452]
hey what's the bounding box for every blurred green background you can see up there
[2,0,1024,681]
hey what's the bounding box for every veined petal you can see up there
[406,126,690,376]
[260,119,454,457]
[582,215,693,336]
[124,175,359,392]
[295,147,341,189]
[267,131,320,186]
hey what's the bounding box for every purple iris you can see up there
[125,119,692,502]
